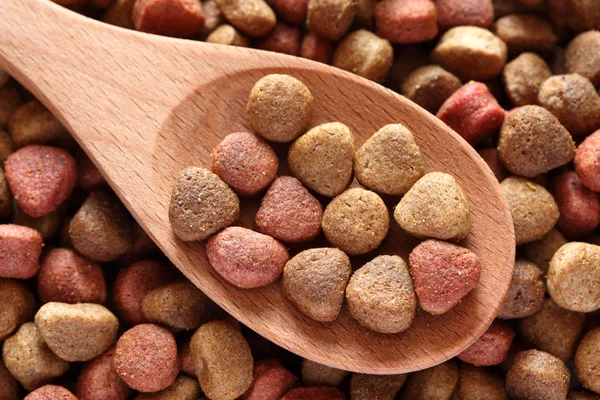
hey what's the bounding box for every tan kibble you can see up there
[547,242,600,312]
[401,65,462,113]
[200,0,225,38]
[346,255,416,334]
[503,52,552,107]
[288,122,354,197]
[214,0,276,37]
[565,30,600,86]
[354,124,424,195]
[307,0,358,41]
[191,320,253,400]
[0,85,21,128]
[282,248,352,322]
[506,350,570,400]
[523,228,567,274]
[247,74,313,143]
[332,29,393,83]
[399,360,458,400]
[431,26,508,81]
[135,375,202,400]
[301,359,350,387]
[35,302,119,362]
[497,259,544,319]
[394,172,470,241]
[538,74,600,137]
[142,281,214,331]
[501,177,559,245]
[453,364,508,400]
[350,373,407,400]
[8,100,74,148]
[168,167,239,242]
[493,14,558,54]
[519,298,586,362]
[322,188,389,255]
[498,105,575,177]
[206,25,250,47]
[0,130,13,163]
[2,322,70,391]
[0,278,35,341]
[574,328,600,394]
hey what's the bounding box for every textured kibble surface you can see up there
[497,259,545,319]
[506,350,570,400]
[0,224,43,279]
[214,0,276,37]
[243,359,299,400]
[332,29,393,83]
[503,52,552,107]
[399,360,458,399]
[302,359,349,387]
[132,0,205,38]
[458,321,515,367]
[350,373,407,400]
[77,345,132,400]
[0,278,35,341]
[307,0,357,41]
[401,65,462,113]
[24,385,77,400]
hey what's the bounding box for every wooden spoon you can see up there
[0,0,515,374]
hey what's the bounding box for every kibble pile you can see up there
[0,0,600,399]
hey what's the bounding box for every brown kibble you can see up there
[401,65,462,113]
[289,122,354,197]
[493,14,558,54]
[206,24,250,47]
[266,0,309,24]
[453,364,508,400]
[435,0,494,30]
[568,389,600,400]
[25,385,77,400]
[431,26,507,81]
[0,130,13,164]
[458,320,515,366]
[354,124,424,195]
[346,255,416,334]
[322,188,389,255]
[350,373,407,400]
[13,202,67,241]
[503,52,552,107]
[0,166,11,221]
[0,224,43,279]
[299,32,333,64]
[242,359,299,400]
[101,0,135,29]
[191,320,253,400]
[248,74,313,143]
[0,278,35,341]
[353,0,376,29]
[565,30,600,86]
[565,0,600,33]
[135,375,201,400]
[77,345,132,400]
[385,45,430,93]
[0,85,22,128]
[506,350,570,400]
[575,328,600,394]
[2,322,70,391]
[497,259,544,319]
[306,0,357,41]
[547,242,600,313]
[498,106,575,177]
[76,149,107,191]
[114,324,179,393]
[258,22,301,56]
[215,0,276,37]
[394,172,470,241]
[375,0,438,44]
[399,360,458,400]
[301,359,349,387]
[168,167,239,242]
[523,228,567,274]
[333,29,393,83]
[282,248,352,322]
[0,359,19,400]
[8,100,74,149]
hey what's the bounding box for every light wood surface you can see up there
[0,0,515,374]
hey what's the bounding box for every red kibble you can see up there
[300,32,333,64]
[437,81,505,145]
[458,320,515,366]
[77,345,132,400]
[24,385,77,400]
[281,386,345,400]
[258,23,301,56]
[76,148,106,191]
[267,0,309,24]
[37,248,106,304]
[479,148,508,182]
[552,171,600,239]
[243,359,300,400]
[575,129,600,192]
[5,145,76,218]
[0,224,43,279]
[375,0,438,44]
[435,0,494,30]
[132,0,205,38]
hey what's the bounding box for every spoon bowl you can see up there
[0,0,515,374]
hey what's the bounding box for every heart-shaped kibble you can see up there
[409,239,481,315]
[5,145,76,218]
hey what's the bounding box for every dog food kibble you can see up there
[247,74,313,143]
[375,0,438,44]
[350,373,407,400]
[266,0,308,24]
[566,1,600,33]
[77,345,132,400]
[575,129,600,192]
[346,255,416,333]
[135,375,201,400]
[568,390,600,400]
[114,324,179,392]
[0,224,43,279]
[299,32,333,64]
[0,360,19,400]
[282,248,351,322]
[432,26,507,81]
[493,14,558,54]
[497,259,544,319]
[332,29,393,83]
[12,202,67,241]
[322,188,389,255]
[503,52,553,107]
[2,322,70,390]
[207,226,289,288]
[75,149,107,191]
[206,24,250,47]
[288,122,354,197]
[191,320,253,400]
[0,278,35,341]
[354,124,423,195]
[565,31,600,86]
[258,22,301,55]
[553,171,600,239]
[501,177,559,245]
[255,176,323,243]
[211,132,278,197]
[0,129,14,163]
[453,364,508,400]
[8,100,73,149]
[169,167,239,242]
[0,166,11,220]
[547,242,600,313]
[306,0,357,41]
[24,385,77,400]
[214,0,276,37]
[399,360,458,400]
[395,172,470,241]
[132,0,205,38]
[574,328,600,394]
[401,65,462,114]
[409,239,481,315]
[435,0,494,30]
[523,228,567,273]
[458,321,515,366]
[506,349,570,400]
[301,359,349,387]
[242,359,299,400]
[479,147,509,182]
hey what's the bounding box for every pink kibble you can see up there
[133,0,205,38]
[76,148,106,191]
[267,0,309,24]
[0,224,43,279]
[282,387,345,400]
[258,23,301,56]
[300,32,333,64]
[24,385,77,400]
[435,0,494,30]
[574,129,600,192]
[375,0,438,44]
[479,148,508,182]
[458,320,515,366]
[243,359,300,400]
[552,171,600,239]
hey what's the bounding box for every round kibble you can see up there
[306,0,357,41]
[553,171,600,239]
[199,0,224,38]
[458,320,515,366]
[575,328,600,394]
[497,259,544,319]
[350,373,407,400]
[282,387,345,400]
[322,188,389,256]
[299,32,333,64]
[346,255,416,334]
[114,324,179,393]
[134,375,202,400]
[288,122,354,197]
[523,228,567,273]
[214,0,276,37]
[168,167,239,242]
[435,0,494,30]
[354,124,424,195]
[132,0,205,38]
[566,1,600,33]
[399,360,458,400]
[453,364,508,400]
[493,14,558,54]
[211,132,278,197]
[568,390,600,400]
[8,100,73,149]
[258,22,301,55]
[0,359,19,400]
[0,224,43,279]
[77,345,132,400]
[282,248,352,322]
[0,278,35,341]
[394,172,470,241]
[206,24,250,47]
[332,29,393,83]
[301,359,349,387]
[25,385,77,400]
[401,65,462,113]
[375,0,438,44]
[506,350,570,400]
[503,52,552,107]
[575,129,600,192]
[266,0,309,24]
[385,45,430,93]
[243,359,299,400]
[0,166,11,221]
[565,30,600,86]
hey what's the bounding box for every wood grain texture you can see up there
[0,0,515,374]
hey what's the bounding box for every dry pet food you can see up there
[301,359,349,387]
[497,259,545,319]
[375,0,438,44]
[552,171,600,239]
[332,29,393,83]
[350,373,407,400]
[458,321,515,366]
[401,65,462,114]
[399,360,458,400]
[575,129,600,192]
[214,0,276,37]
[306,0,357,41]
[132,0,206,38]
[243,359,299,400]
[506,350,570,400]
[77,345,132,400]
[0,224,43,279]
[0,278,35,341]
[503,52,552,107]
